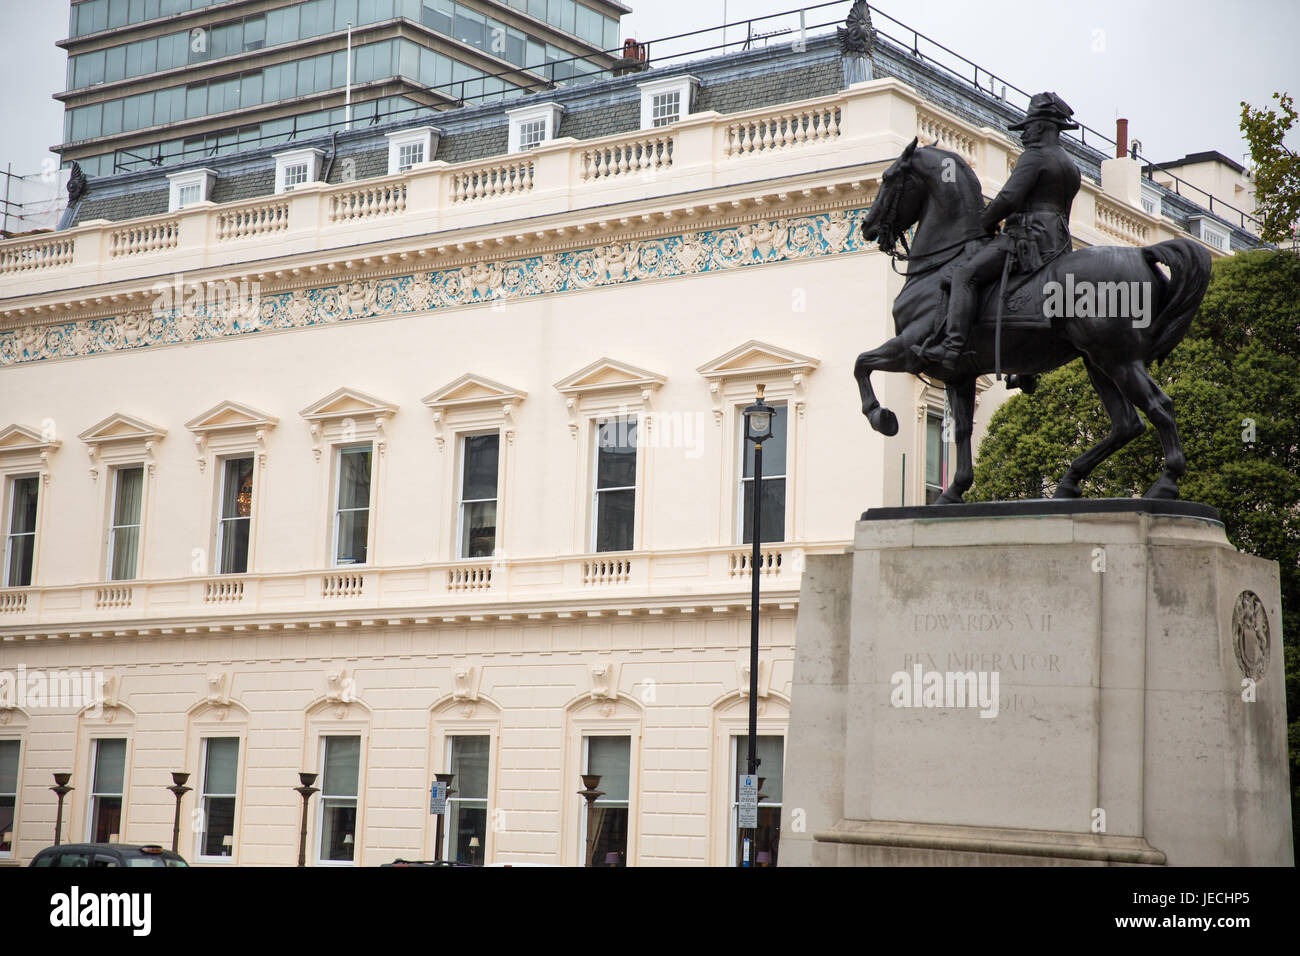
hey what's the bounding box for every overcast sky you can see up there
[1,0,1295,177]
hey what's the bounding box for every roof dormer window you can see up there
[384,126,441,175]
[637,75,700,130]
[165,167,217,211]
[506,103,564,153]
[273,147,324,194]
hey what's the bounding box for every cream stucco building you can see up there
[0,22,1257,867]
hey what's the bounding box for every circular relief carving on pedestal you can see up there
[1231,590,1270,680]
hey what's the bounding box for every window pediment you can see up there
[555,358,666,437]
[299,387,398,459]
[422,374,526,449]
[0,423,60,484]
[78,413,166,478]
[697,340,818,422]
[299,387,398,423]
[555,358,666,397]
[0,424,61,457]
[697,340,819,381]
[186,400,279,434]
[422,374,526,411]
[186,401,279,470]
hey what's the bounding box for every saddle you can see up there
[973,247,1077,331]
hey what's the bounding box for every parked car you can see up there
[29,843,189,867]
[381,858,476,867]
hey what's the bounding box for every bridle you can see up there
[870,165,984,278]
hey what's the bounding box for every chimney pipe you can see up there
[1116,118,1128,159]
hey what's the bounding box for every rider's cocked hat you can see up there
[1008,91,1079,131]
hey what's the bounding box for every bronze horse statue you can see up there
[854,138,1212,502]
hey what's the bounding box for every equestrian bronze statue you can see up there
[854,93,1212,504]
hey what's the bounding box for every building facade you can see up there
[58,0,630,178]
[0,26,1258,866]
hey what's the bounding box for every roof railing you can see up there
[71,2,1258,232]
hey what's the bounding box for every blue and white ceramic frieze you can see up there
[0,208,867,367]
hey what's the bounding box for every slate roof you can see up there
[64,30,1266,252]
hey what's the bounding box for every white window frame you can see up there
[590,415,638,554]
[1140,181,1163,218]
[384,126,440,175]
[697,342,816,545]
[636,74,699,130]
[517,117,547,150]
[273,147,323,194]
[580,734,632,867]
[728,733,784,867]
[422,374,524,564]
[214,455,254,575]
[506,102,563,153]
[1189,215,1230,251]
[555,359,663,555]
[3,473,39,588]
[442,733,490,864]
[106,464,145,581]
[736,402,788,545]
[0,425,58,591]
[187,400,277,579]
[924,409,950,505]
[300,387,395,569]
[315,734,362,867]
[86,736,128,843]
[165,167,216,211]
[456,431,500,560]
[650,91,681,127]
[397,142,424,170]
[196,736,239,863]
[332,443,374,568]
[0,737,19,860]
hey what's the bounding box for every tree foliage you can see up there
[969,250,1300,849]
[1241,92,1300,244]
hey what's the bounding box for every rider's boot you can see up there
[911,294,972,372]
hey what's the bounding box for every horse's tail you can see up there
[1142,238,1213,365]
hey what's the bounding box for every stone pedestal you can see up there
[781,503,1292,866]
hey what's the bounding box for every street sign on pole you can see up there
[429,781,448,815]
[738,773,759,829]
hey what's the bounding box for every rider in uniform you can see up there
[914,92,1083,383]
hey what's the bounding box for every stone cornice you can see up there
[0,173,878,330]
[0,189,876,369]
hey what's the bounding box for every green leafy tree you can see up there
[969,250,1300,853]
[1241,92,1299,244]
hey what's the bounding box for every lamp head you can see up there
[744,384,774,444]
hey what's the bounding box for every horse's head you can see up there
[861,137,923,253]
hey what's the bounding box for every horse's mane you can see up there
[914,144,985,217]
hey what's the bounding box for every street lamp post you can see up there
[577,774,604,868]
[293,772,320,867]
[165,771,193,854]
[50,773,73,846]
[433,772,455,863]
[741,384,774,867]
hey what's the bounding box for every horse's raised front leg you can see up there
[854,335,915,437]
[1053,359,1145,498]
[936,377,976,503]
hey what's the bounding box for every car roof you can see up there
[36,843,181,856]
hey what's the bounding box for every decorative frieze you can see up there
[0,208,869,369]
